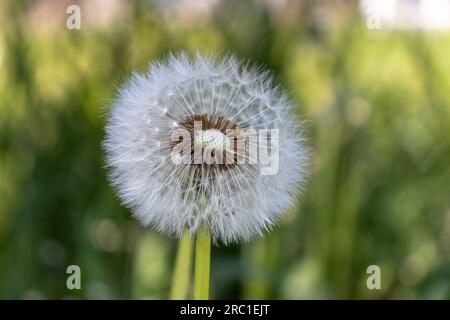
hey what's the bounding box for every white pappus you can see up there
[103,52,309,245]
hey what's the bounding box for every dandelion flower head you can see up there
[104,53,309,244]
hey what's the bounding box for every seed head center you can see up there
[195,129,231,153]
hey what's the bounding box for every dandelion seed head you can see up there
[103,52,309,244]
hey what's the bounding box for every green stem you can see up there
[169,230,193,299]
[194,225,211,300]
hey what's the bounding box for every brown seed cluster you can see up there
[171,114,246,171]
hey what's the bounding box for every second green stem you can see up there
[194,225,211,300]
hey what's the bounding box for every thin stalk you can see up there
[169,230,193,299]
[194,225,211,300]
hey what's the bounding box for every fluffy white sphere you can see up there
[103,53,309,244]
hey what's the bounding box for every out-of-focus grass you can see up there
[0,0,449,299]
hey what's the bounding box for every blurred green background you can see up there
[1,0,450,299]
